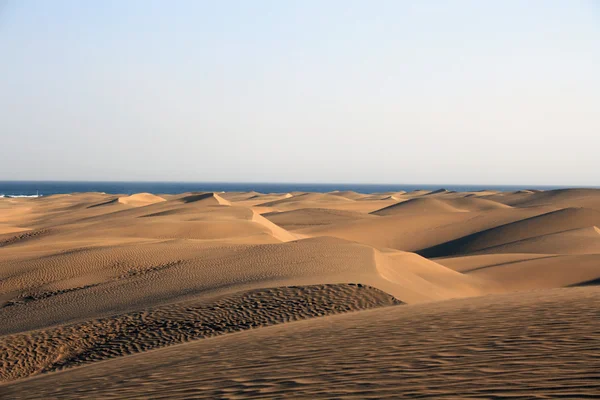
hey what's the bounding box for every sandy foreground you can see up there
[1,188,599,398]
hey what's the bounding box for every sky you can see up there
[1,0,599,185]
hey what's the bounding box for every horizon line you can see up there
[0,179,598,188]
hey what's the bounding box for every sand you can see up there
[4,287,598,399]
[1,188,599,398]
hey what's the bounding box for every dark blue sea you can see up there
[0,181,592,197]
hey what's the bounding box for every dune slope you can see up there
[418,207,600,257]
[4,286,598,399]
[372,197,465,215]
[0,236,481,335]
[0,283,400,382]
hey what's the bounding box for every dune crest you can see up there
[467,225,600,255]
[372,249,486,301]
[250,210,298,242]
[418,207,600,258]
[371,197,466,216]
[179,192,231,205]
[118,193,166,207]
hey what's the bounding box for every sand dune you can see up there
[372,197,510,216]
[372,197,464,215]
[460,254,600,290]
[250,210,298,241]
[467,225,600,255]
[444,196,511,211]
[359,193,402,201]
[328,190,367,200]
[219,191,261,201]
[477,188,600,211]
[2,188,600,398]
[1,284,400,382]
[424,188,451,195]
[372,249,487,301]
[263,208,376,230]
[419,207,600,257]
[256,192,355,209]
[88,193,166,209]
[499,188,600,209]
[117,192,166,207]
[0,235,481,335]
[178,192,231,205]
[86,197,124,208]
[436,251,600,290]
[304,206,555,252]
[4,287,598,399]
[436,253,555,273]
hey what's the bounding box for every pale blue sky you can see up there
[1,0,599,185]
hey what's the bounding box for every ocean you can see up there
[0,181,591,197]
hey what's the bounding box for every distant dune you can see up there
[372,197,466,215]
[118,192,166,206]
[257,192,355,208]
[1,188,599,398]
[418,207,600,258]
[178,192,231,205]
[328,190,368,200]
[372,196,510,216]
[263,208,377,230]
[467,225,600,255]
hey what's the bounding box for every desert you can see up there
[1,188,600,398]
[3,0,599,397]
